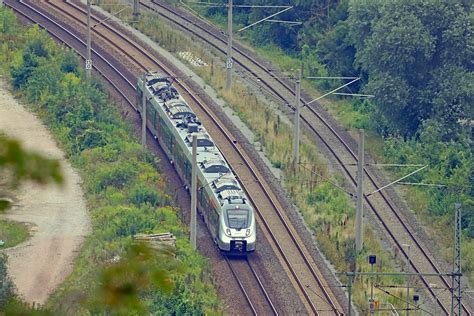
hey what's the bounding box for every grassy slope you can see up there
[0,220,30,248]
[0,8,220,314]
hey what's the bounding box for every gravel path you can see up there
[0,78,90,305]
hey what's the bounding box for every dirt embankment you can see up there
[0,78,90,305]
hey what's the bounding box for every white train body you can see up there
[137,72,256,253]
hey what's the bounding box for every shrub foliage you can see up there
[0,7,220,314]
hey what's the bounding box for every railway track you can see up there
[225,256,278,315]
[6,0,345,314]
[141,1,473,314]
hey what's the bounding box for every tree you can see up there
[316,20,356,77]
[349,0,473,137]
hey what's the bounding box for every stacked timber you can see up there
[133,232,176,250]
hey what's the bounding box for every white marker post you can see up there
[86,0,92,79]
[226,0,233,90]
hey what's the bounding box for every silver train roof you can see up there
[140,72,248,206]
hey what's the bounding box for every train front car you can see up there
[215,183,256,254]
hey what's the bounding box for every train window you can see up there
[200,189,209,210]
[210,200,219,226]
[147,102,156,126]
[162,123,173,151]
[225,209,249,229]
[159,116,166,131]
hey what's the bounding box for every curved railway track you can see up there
[141,1,472,314]
[6,1,345,314]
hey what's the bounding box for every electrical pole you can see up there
[190,134,197,250]
[452,203,462,316]
[141,75,147,147]
[404,244,411,316]
[355,129,364,252]
[347,273,353,316]
[86,0,92,79]
[226,0,233,90]
[292,69,301,169]
[133,0,140,22]
[369,255,376,314]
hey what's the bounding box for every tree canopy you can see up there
[349,0,473,136]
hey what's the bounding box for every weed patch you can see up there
[0,220,30,249]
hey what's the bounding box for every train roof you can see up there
[138,73,249,207]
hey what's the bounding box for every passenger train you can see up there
[137,72,256,253]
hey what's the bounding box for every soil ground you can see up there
[0,77,90,306]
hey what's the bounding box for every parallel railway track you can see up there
[6,1,345,314]
[141,1,472,314]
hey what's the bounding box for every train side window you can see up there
[146,101,155,126]
[162,123,173,152]
[210,200,219,226]
[201,189,209,210]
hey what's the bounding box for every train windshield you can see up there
[225,208,249,229]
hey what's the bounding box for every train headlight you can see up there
[246,229,251,236]
[226,228,231,236]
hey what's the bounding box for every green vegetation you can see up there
[94,3,409,311]
[197,0,474,284]
[0,7,220,314]
[102,0,472,310]
[0,220,30,248]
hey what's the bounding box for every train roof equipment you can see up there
[139,72,250,210]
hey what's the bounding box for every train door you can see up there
[209,197,219,239]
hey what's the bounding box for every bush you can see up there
[0,9,221,314]
[127,185,164,207]
[90,162,139,193]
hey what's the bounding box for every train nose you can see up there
[231,240,245,252]
[235,241,243,251]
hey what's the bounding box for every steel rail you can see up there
[224,257,259,315]
[246,257,278,315]
[225,256,278,315]
[17,1,339,313]
[50,2,343,313]
[141,1,472,314]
